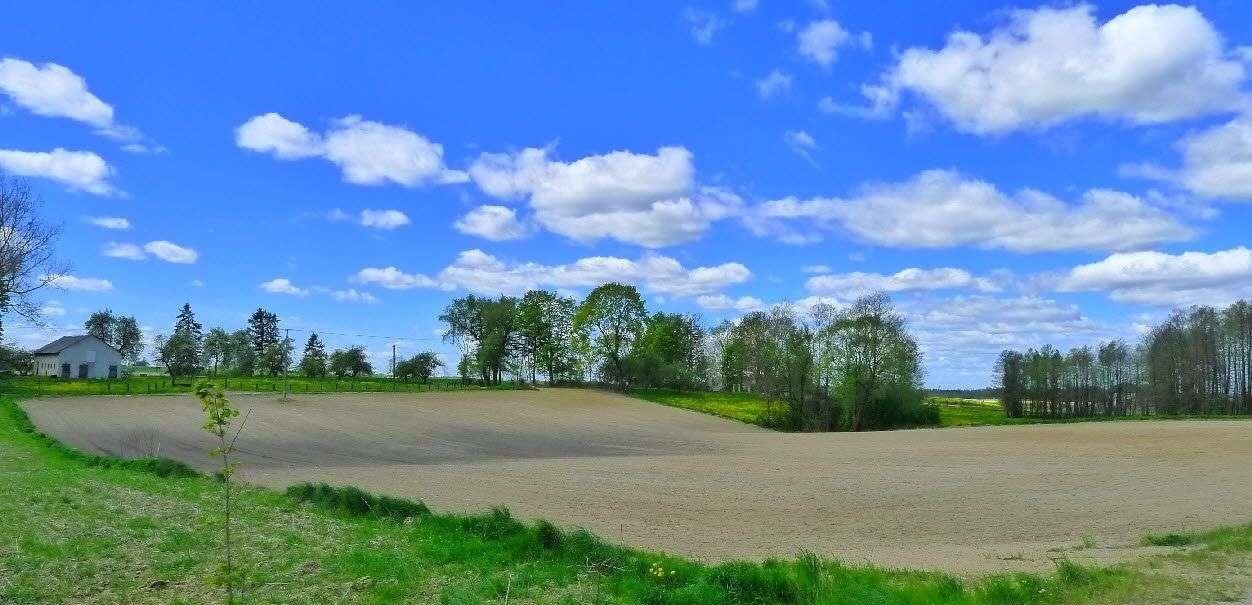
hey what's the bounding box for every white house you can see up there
[32,335,123,379]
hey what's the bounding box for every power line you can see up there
[280,326,442,342]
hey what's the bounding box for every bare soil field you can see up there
[23,388,1252,574]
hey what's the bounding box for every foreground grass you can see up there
[0,374,514,398]
[2,395,1250,604]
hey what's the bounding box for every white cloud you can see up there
[861,4,1248,134]
[1057,247,1252,306]
[684,8,724,45]
[40,301,66,317]
[0,58,112,127]
[904,295,1111,385]
[352,266,444,291]
[1145,113,1252,201]
[755,70,793,100]
[354,249,751,298]
[331,288,378,304]
[0,148,115,195]
[45,274,113,292]
[359,209,411,230]
[102,242,145,260]
[747,169,1193,252]
[801,264,831,274]
[453,205,532,241]
[83,216,130,230]
[143,240,198,264]
[469,146,739,247]
[807,267,999,297]
[797,19,851,68]
[783,130,819,165]
[732,0,758,13]
[235,112,321,159]
[696,293,764,312]
[0,58,143,141]
[236,112,467,186]
[260,278,308,296]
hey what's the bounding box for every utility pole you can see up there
[282,328,291,401]
[391,343,397,386]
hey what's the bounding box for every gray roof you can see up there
[33,335,94,355]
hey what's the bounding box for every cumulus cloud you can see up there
[904,295,1110,385]
[83,216,130,230]
[468,146,740,247]
[453,205,532,241]
[746,169,1193,252]
[807,267,999,297]
[1134,113,1252,201]
[0,58,142,140]
[732,0,758,13]
[796,19,855,67]
[696,294,764,312]
[1056,247,1252,306]
[331,288,379,303]
[359,209,411,230]
[143,240,198,264]
[259,278,308,296]
[102,242,145,260]
[0,148,115,195]
[45,274,113,292]
[755,70,794,100]
[351,266,444,290]
[354,249,751,298]
[236,112,468,186]
[859,4,1247,134]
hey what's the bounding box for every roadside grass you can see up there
[0,374,515,398]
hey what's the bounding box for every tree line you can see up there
[151,304,440,382]
[440,285,932,431]
[997,301,1252,418]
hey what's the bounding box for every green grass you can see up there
[0,374,515,398]
[933,397,1013,427]
[3,394,1251,604]
[628,389,788,427]
[631,390,988,430]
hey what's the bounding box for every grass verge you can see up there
[3,393,1251,604]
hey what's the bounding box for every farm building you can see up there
[32,335,123,379]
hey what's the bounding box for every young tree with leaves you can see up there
[573,283,645,387]
[203,328,232,376]
[195,380,247,602]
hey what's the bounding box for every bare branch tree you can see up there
[0,175,67,338]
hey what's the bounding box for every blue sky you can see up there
[3,1,1252,387]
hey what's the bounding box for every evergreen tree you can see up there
[299,333,328,377]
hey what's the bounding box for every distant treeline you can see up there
[927,388,999,400]
[997,301,1252,418]
[442,286,933,432]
